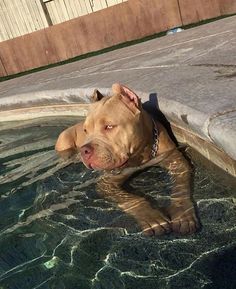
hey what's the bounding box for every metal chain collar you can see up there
[151,120,159,158]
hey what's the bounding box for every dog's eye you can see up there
[83,128,87,133]
[104,125,113,130]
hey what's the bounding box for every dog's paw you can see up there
[165,200,200,235]
[140,217,171,237]
[127,203,171,236]
[171,212,199,235]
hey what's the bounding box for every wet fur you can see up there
[55,84,199,236]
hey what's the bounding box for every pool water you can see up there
[0,117,235,289]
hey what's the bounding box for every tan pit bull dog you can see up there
[55,83,199,236]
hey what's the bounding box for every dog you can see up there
[55,83,199,236]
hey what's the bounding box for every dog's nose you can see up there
[80,144,93,160]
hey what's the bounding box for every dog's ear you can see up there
[91,89,105,102]
[112,83,142,114]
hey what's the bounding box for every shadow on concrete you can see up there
[143,93,178,146]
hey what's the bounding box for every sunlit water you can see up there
[0,117,235,289]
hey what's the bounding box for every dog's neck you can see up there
[127,111,157,166]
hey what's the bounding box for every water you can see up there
[0,117,235,289]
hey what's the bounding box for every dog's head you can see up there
[80,84,151,170]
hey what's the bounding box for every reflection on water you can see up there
[0,117,235,289]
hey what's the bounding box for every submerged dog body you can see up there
[55,84,199,236]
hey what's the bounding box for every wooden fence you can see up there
[0,0,235,77]
[0,0,127,41]
[44,0,127,25]
[0,0,47,41]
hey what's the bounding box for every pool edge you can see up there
[1,101,235,178]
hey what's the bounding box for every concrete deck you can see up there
[0,16,235,164]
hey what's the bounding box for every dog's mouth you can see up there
[80,140,130,171]
[117,159,129,168]
[83,157,129,171]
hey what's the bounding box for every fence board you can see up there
[13,37,34,71]
[5,36,34,73]
[47,1,60,24]
[2,0,21,38]
[178,0,221,25]
[21,32,52,70]
[106,0,126,5]
[13,0,26,34]
[73,0,88,17]
[45,25,71,62]
[43,29,60,64]
[0,2,11,41]
[68,0,80,18]
[12,0,24,35]
[26,0,44,30]
[0,58,7,77]
[106,0,118,5]
[45,20,81,62]
[90,0,108,12]
[80,0,93,15]
[126,0,182,37]
[62,0,75,19]
[56,0,67,23]
[34,0,49,28]
[22,0,35,32]
[218,0,236,14]
[25,0,37,31]
[0,39,24,75]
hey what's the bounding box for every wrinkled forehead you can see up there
[86,95,134,123]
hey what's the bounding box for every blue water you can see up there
[0,117,235,289]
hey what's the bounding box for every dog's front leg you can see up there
[160,149,200,234]
[97,172,171,236]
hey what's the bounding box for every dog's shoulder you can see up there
[155,120,177,154]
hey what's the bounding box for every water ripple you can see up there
[0,117,235,289]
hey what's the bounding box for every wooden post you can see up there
[40,0,53,26]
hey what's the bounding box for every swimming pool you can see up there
[0,117,235,289]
